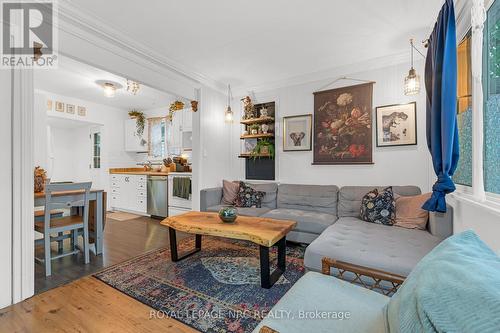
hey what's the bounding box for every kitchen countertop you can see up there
[109,168,169,176]
[109,168,192,176]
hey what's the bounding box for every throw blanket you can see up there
[386,230,500,332]
[173,177,191,200]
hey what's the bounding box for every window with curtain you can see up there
[148,117,166,158]
[453,32,473,187]
[484,0,500,195]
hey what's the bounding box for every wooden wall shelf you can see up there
[239,101,276,181]
[240,117,275,125]
[240,133,274,140]
[238,153,271,159]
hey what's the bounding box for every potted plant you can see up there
[249,124,260,135]
[128,110,145,137]
[251,139,275,159]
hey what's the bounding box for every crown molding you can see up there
[233,52,410,96]
[55,1,227,93]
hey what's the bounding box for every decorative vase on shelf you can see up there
[251,128,258,135]
[218,206,238,223]
[261,123,269,134]
[260,107,268,118]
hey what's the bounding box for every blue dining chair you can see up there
[34,181,92,276]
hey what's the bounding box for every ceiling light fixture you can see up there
[103,83,116,98]
[225,84,234,123]
[127,79,140,95]
[404,38,422,96]
[96,80,122,98]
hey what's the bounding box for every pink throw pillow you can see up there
[394,193,431,230]
[221,180,240,205]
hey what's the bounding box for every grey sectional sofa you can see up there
[200,183,453,277]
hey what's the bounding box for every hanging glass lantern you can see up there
[404,39,421,96]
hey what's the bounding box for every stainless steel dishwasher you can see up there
[147,175,168,218]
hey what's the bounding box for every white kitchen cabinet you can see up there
[125,119,148,152]
[110,174,147,214]
[182,108,192,132]
[169,112,182,148]
[168,109,192,151]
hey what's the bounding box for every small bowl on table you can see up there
[218,206,238,223]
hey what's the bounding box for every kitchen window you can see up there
[148,117,167,158]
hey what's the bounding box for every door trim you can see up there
[11,69,35,303]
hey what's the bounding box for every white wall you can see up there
[34,91,141,205]
[0,69,12,308]
[229,60,432,192]
[448,196,500,253]
[191,87,230,210]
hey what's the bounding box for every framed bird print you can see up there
[283,114,312,151]
[375,102,417,147]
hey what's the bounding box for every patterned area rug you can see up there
[94,236,305,333]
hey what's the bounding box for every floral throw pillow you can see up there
[360,186,396,225]
[235,182,265,208]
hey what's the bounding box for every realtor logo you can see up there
[1,0,58,69]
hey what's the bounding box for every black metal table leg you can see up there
[168,227,201,262]
[260,236,286,289]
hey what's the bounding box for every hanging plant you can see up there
[128,110,146,137]
[168,100,185,122]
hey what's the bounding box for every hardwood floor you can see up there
[0,277,197,333]
[35,214,186,293]
[0,214,198,332]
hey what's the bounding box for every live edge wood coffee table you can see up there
[160,211,297,289]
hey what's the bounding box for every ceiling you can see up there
[67,0,442,89]
[34,56,175,110]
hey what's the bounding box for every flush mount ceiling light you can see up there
[95,80,123,98]
[404,38,425,96]
[225,84,234,123]
[103,83,116,97]
[127,79,140,95]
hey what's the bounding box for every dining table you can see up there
[34,189,106,255]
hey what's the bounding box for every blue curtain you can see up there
[423,0,459,213]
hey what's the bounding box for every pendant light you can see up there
[404,39,421,96]
[225,84,234,123]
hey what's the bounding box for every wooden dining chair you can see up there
[34,181,92,276]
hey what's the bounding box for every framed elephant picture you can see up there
[375,102,417,147]
[283,114,312,151]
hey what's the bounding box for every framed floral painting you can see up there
[313,83,374,164]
